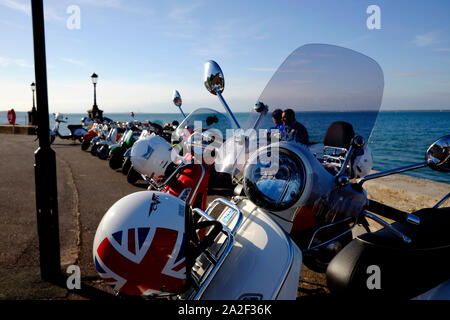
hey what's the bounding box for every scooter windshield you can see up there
[216,44,384,177]
[175,107,233,142]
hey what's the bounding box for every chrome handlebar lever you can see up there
[434,192,450,209]
[362,211,412,244]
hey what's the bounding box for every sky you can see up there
[1,0,450,114]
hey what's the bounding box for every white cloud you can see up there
[0,0,65,21]
[73,0,121,8]
[60,58,86,68]
[0,56,32,68]
[412,31,440,47]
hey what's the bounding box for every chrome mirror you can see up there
[173,90,182,107]
[204,60,224,95]
[426,135,450,172]
[172,90,186,118]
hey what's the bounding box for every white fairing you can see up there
[199,198,302,300]
[413,279,450,300]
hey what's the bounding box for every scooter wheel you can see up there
[122,157,132,175]
[109,153,123,170]
[127,166,141,184]
[50,135,56,144]
[90,144,99,156]
[97,146,109,160]
[81,139,90,151]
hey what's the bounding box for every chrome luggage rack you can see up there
[184,198,243,300]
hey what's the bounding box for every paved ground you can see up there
[0,134,334,300]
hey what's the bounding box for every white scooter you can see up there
[50,112,88,144]
[93,43,388,299]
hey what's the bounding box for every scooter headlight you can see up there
[243,147,306,212]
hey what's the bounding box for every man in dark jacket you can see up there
[282,109,309,145]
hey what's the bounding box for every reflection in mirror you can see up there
[204,60,224,95]
[173,90,182,107]
[426,135,450,172]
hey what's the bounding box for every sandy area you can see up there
[364,172,449,213]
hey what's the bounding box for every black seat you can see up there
[323,121,355,149]
[326,207,450,299]
[67,124,83,131]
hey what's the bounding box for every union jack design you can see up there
[94,227,186,296]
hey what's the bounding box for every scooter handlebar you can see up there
[366,199,420,225]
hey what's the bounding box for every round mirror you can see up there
[173,90,182,107]
[426,135,450,172]
[203,60,224,95]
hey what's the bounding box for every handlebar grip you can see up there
[366,200,420,225]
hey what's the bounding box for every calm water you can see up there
[3,110,449,184]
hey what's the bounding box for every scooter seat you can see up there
[67,124,83,131]
[326,207,450,299]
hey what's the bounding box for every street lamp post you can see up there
[31,0,61,282]
[31,82,36,110]
[28,82,38,125]
[88,72,103,120]
[92,73,98,108]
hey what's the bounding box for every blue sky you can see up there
[1,0,450,113]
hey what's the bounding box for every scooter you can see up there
[50,113,88,144]
[325,134,450,299]
[93,43,389,300]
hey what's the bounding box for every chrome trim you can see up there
[358,161,430,185]
[141,161,188,189]
[205,198,243,234]
[178,106,187,119]
[216,90,240,129]
[188,164,205,206]
[187,207,235,300]
[363,211,412,244]
[406,213,421,226]
[434,192,450,209]
[306,216,354,250]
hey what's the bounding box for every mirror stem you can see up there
[358,160,430,186]
[178,106,187,119]
[216,90,240,129]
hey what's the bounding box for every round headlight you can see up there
[243,147,306,212]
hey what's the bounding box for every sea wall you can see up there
[0,124,36,135]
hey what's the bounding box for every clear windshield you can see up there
[216,44,384,176]
[175,107,233,141]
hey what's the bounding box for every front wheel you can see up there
[97,145,109,160]
[122,157,132,175]
[81,139,90,151]
[127,166,141,184]
[109,152,123,169]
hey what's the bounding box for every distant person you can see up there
[282,109,309,145]
[269,109,286,136]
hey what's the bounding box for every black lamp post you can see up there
[91,73,98,108]
[88,72,103,120]
[28,82,38,125]
[31,0,61,282]
[31,82,36,111]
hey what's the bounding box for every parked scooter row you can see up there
[92,44,449,300]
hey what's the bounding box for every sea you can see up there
[2,110,450,185]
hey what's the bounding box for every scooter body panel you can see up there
[199,198,302,300]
